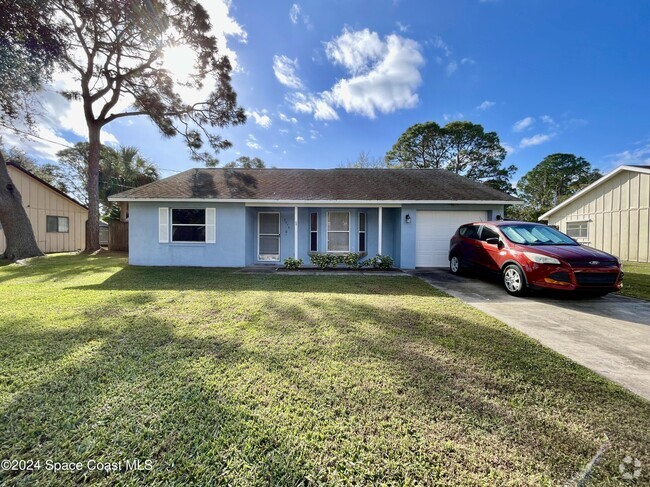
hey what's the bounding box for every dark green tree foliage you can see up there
[0,0,66,125]
[10,0,246,251]
[386,121,516,193]
[223,156,265,169]
[55,142,159,213]
[508,153,602,221]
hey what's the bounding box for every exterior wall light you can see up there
[405,214,411,223]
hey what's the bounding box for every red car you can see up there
[448,221,623,296]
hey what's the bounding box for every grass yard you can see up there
[0,253,648,486]
[620,261,650,301]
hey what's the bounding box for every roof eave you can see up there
[539,165,650,220]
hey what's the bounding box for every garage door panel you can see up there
[415,210,487,267]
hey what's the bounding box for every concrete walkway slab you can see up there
[410,268,650,402]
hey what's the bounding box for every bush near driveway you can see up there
[0,253,648,485]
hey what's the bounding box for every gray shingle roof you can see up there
[109,168,519,202]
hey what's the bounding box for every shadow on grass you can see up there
[66,266,437,296]
[2,272,649,484]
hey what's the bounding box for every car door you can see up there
[460,224,482,267]
[477,225,502,272]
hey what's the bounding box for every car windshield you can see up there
[500,224,578,246]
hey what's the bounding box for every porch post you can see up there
[378,206,383,255]
[294,206,299,259]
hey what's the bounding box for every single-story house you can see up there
[108,168,519,268]
[540,165,650,263]
[1,163,87,254]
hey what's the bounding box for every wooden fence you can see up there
[108,220,128,251]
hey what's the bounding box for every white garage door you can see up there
[415,210,487,267]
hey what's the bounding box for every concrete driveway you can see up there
[410,268,650,401]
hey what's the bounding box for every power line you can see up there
[0,122,74,149]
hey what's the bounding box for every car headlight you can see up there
[524,252,561,265]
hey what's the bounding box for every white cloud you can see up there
[609,143,650,166]
[289,4,300,24]
[325,28,385,76]
[540,115,555,126]
[278,112,298,124]
[513,116,535,132]
[430,36,452,57]
[325,29,424,119]
[460,57,475,65]
[442,112,464,121]
[287,92,339,121]
[288,3,311,29]
[309,129,319,140]
[295,136,305,143]
[477,100,495,110]
[272,55,304,89]
[246,134,262,150]
[248,110,272,128]
[519,133,552,148]
[501,142,516,154]
[396,21,409,32]
[445,61,458,76]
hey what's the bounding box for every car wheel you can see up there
[503,264,527,296]
[449,255,463,275]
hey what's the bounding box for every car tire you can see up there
[503,264,527,296]
[449,255,463,275]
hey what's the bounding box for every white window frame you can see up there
[310,212,318,252]
[566,221,589,240]
[170,208,207,243]
[358,212,366,253]
[258,212,281,262]
[327,211,350,253]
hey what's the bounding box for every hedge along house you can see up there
[108,168,519,269]
[1,163,87,254]
[540,165,650,263]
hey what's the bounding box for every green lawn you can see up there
[0,254,648,486]
[620,261,650,301]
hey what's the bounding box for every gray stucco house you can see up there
[108,168,518,268]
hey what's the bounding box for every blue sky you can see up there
[4,0,650,181]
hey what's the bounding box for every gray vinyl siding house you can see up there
[109,168,519,268]
[540,165,650,263]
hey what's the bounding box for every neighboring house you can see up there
[540,165,650,263]
[108,168,519,268]
[0,163,87,254]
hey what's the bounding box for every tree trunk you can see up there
[85,124,101,251]
[0,152,44,260]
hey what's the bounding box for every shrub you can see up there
[342,252,361,269]
[309,253,342,269]
[366,254,394,270]
[283,257,303,270]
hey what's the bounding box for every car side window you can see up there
[463,225,480,240]
[479,226,499,242]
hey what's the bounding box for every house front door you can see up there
[258,212,280,262]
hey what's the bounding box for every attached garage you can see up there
[415,210,488,267]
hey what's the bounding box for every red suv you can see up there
[448,221,623,296]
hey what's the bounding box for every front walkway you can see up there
[410,268,650,401]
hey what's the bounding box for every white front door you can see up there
[415,210,487,267]
[258,212,280,261]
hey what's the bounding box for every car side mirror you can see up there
[485,237,500,246]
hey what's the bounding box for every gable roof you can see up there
[539,165,650,220]
[108,168,520,204]
[7,162,87,210]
